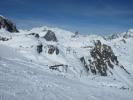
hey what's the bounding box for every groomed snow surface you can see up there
[0,27,133,100]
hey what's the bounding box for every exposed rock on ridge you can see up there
[0,16,19,33]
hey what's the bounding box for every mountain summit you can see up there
[0,15,19,33]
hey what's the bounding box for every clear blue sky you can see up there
[0,0,133,35]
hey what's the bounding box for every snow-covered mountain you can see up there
[0,16,133,100]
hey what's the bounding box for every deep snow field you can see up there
[0,27,133,100]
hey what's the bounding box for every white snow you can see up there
[0,27,133,100]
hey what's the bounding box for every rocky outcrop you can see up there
[36,44,59,55]
[46,45,59,55]
[28,33,40,38]
[80,40,120,76]
[37,44,43,54]
[0,16,19,33]
[88,40,119,76]
[0,36,10,41]
[80,57,89,72]
[71,31,79,38]
[43,30,57,42]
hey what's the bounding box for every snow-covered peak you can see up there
[120,29,133,39]
[30,26,74,36]
[105,29,133,40]
[127,29,133,33]
[0,15,5,19]
[27,26,75,43]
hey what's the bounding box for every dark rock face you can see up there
[80,40,119,76]
[47,45,59,55]
[80,57,89,72]
[37,44,43,54]
[37,44,59,55]
[43,30,57,42]
[0,16,19,33]
[89,40,119,76]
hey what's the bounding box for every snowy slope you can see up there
[0,22,133,100]
[0,44,133,100]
